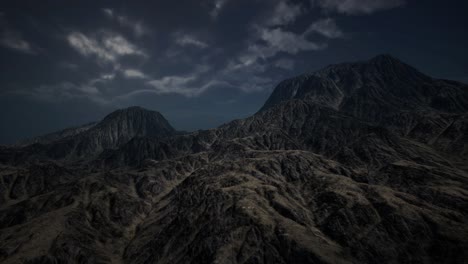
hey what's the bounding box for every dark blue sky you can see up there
[0,0,467,144]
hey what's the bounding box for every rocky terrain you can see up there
[0,55,467,264]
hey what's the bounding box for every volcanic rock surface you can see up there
[1,55,467,264]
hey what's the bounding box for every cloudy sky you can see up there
[0,0,467,143]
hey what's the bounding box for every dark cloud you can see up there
[101,8,150,38]
[210,0,230,19]
[0,0,467,143]
[0,13,38,54]
[251,27,326,57]
[305,18,343,38]
[0,30,36,54]
[174,32,209,49]
[314,0,405,15]
[274,58,295,70]
[66,31,147,64]
[122,69,147,79]
[266,1,305,26]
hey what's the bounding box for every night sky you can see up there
[1,0,467,144]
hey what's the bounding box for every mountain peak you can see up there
[105,106,151,115]
[367,53,410,69]
[123,106,145,111]
[369,53,400,62]
[49,106,177,158]
[122,106,146,111]
[97,106,174,134]
[101,106,165,123]
[319,54,408,73]
[259,54,467,114]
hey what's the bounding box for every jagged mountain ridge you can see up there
[0,55,467,264]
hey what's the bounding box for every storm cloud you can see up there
[0,0,467,143]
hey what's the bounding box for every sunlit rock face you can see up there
[1,55,467,264]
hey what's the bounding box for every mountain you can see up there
[0,55,467,264]
[15,122,97,147]
[260,54,468,114]
[259,54,468,161]
[14,106,177,160]
[67,106,176,155]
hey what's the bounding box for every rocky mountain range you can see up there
[0,55,467,264]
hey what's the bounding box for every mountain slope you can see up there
[0,55,467,264]
[71,106,175,154]
[260,55,468,115]
[16,122,96,147]
[259,55,468,161]
[23,106,177,160]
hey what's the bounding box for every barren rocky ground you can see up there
[1,55,467,264]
